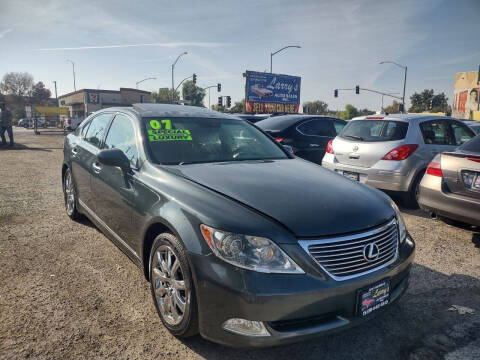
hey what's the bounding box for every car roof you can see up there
[98,103,241,120]
[256,114,336,130]
[350,113,462,123]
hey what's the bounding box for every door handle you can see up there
[71,147,79,156]
[92,162,102,173]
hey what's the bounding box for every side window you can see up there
[420,120,455,145]
[333,120,346,135]
[450,121,474,146]
[84,114,112,147]
[103,114,139,168]
[297,119,334,136]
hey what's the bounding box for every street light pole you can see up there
[379,61,407,113]
[136,77,157,89]
[66,59,76,91]
[171,52,188,103]
[270,45,301,73]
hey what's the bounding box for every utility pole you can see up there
[379,61,407,113]
[53,81,58,105]
[66,59,76,91]
[270,45,301,73]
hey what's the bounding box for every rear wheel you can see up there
[149,233,198,337]
[403,170,425,209]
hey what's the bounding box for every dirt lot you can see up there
[1,128,479,360]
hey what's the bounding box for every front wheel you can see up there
[63,168,83,220]
[149,233,198,337]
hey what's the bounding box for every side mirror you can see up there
[283,145,294,155]
[97,149,130,169]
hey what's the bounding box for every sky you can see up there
[0,0,479,111]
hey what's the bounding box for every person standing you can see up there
[0,101,14,148]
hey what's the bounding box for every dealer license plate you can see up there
[342,171,359,181]
[357,280,390,317]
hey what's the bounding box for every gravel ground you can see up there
[1,128,479,360]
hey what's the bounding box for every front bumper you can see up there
[189,235,415,347]
[418,174,480,227]
[322,154,415,192]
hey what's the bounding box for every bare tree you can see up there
[0,72,34,96]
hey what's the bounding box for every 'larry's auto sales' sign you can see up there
[245,70,301,114]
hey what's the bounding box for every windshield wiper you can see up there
[344,135,364,141]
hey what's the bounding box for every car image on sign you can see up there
[251,84,273,98]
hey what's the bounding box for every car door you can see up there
[294,118,336,164]
[70,113,113,212]
[91,113,141,252]
[419,119,457,160]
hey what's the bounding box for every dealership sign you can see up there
[245,71,301,113]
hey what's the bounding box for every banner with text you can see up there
[245,71,301,114]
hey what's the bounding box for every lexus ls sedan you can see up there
[62,104,415,347]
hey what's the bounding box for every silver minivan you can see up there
[322,114,476,207]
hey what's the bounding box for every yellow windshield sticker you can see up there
[147,119,191,141]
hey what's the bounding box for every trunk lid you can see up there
[441,151,480,200]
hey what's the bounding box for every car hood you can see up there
[163,159,394,237]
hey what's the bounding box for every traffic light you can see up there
[218,96,223,107]
[398,103,404,113]
[355,85,360,94]
[226,96,231,108]
[334,89,338,98]
[192,73,197,84]
[217,83,221,92]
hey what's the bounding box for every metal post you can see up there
[402,66,407,113]
[67,60,76,91]
[270,53,273,73]
[270,45,301,73]
[209,88,211,109]
[171,52,188,103]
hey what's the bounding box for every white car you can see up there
[251,84,273,98]
[64,117,84,131]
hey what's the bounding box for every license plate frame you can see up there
[342,171,360,181]
[356,279,391,317]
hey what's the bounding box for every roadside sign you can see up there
[25,106,32,119]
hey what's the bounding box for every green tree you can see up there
[302,100,329,115]
[409,89,449,113]
[31,82,52,105]
[152,88,179,104]
[384,101,401,114]
[182,80,206,107]
[0,72,34,96]
[358,108,375,116]
[230,99,245,113]
[340,104,359,120]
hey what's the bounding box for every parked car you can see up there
[322,114,476,207]
[418,135,480,226]
[17,118,32,127]
[231,114,269,123]
[62,104,414,347]
[64,117,84,131]
[463,120,480,134]
[256,115,346,164]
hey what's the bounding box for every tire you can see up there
[63,167,83,220]
[403,170,425,209]
[149,233,199,337]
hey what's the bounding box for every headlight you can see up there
[200,225,304,274]
[391,201,407,242]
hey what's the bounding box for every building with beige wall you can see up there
[58,88,152,118]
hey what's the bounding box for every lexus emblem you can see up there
[353,145,359,152]
[363,243,380,261]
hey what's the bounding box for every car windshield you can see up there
[459,135,480,153]
[143,117,288,165]
[340,120,409,142]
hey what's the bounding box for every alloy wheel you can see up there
[152,245,188,326]
[64,169,75,216]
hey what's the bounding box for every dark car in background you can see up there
[62,104,414,347]
[419,135,480,226]
[256,115,346,164]
[231,113,269,123]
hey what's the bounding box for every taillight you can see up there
[275,137,284,143]
[426,160,443,177]
[67,119,71,124]
[326,139,334,154]
[467,157,480,163]
[381,144,418,161]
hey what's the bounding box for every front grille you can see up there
[299,219,399,281]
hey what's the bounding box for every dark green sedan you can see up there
[62,104,415,347]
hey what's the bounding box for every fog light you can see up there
[222,318,270,337]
